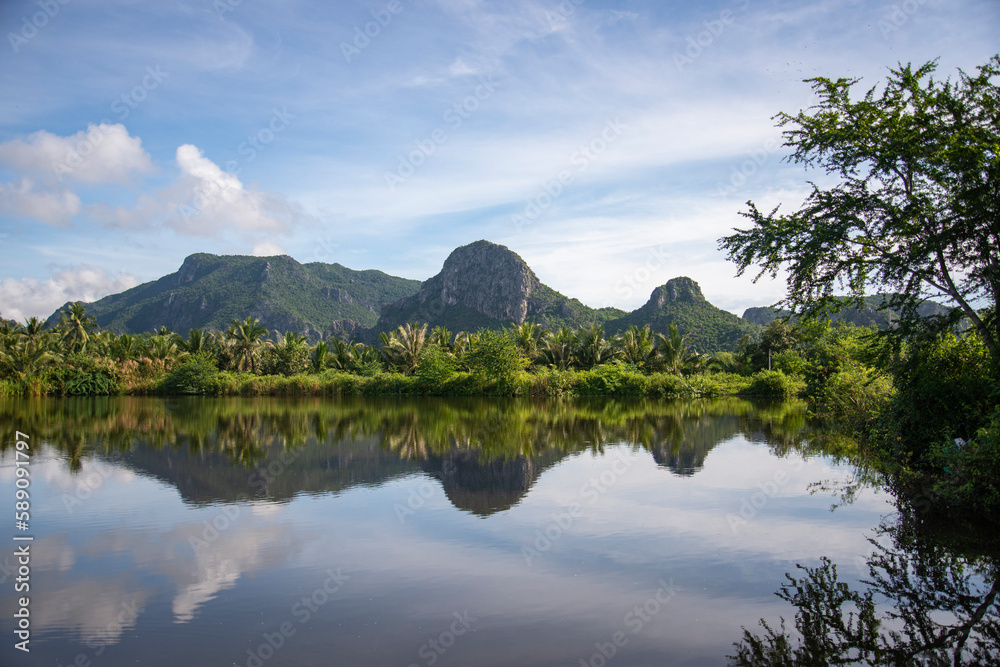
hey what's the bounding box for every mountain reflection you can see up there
[1,395,821,514]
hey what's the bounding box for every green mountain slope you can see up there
[605,277,756,353]
[372,240,626,336]
[46,253,421,339]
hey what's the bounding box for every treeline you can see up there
[0,302,819,398]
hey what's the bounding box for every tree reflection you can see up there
[729,511,1000,666]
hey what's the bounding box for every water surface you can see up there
[0,396,892,666]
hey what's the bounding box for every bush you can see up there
[745,370,799,398]
[415,348,458,394]
[464,330,527,394]
[51,357,122,396]
[576,363,646,395]
[810,359,894,423]
[925,409,1000,515]
[879,332,995,458]
[159,353,220,394]
[772,350,806,376]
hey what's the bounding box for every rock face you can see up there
[423,240,540,324]
[372,240,625,337]
[647,277,705,308]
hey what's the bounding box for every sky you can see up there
[0,0,997,322]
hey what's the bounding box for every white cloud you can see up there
[168,144,310,237]
[0,266,139,322]
[0,123,154,185]
[0,178,81,227]
[251,240,286,256]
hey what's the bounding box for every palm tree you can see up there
[539,326,576,370]
[510,321,544,360]
[430,326,454,352]
[0,338,59,380]
[381,322,428,374]
[20,316,50,341]
[181,328,216,356]
[616,325,657,370]
[654,324,696,375]
[574,323,616,369]
[225,317,268,373]
[58,302,99,353]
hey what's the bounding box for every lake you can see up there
[0,395,959,665]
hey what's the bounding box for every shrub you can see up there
[416,348,458,394]
[159,353,220,395]
[575,363,646,395]
[745,370,799,398]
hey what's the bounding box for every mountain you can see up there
[605,277,756,353]
[372,240,626,337]
[742,295,952,329]
[46,253,421,340]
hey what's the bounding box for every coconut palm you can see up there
[224,317,268,373]
[539,326,576,370]
[181,328,216,356]
[430,326,454,352]
[574,323,616,369]
[381,322,428,374]
[19,316,50,341]
[58,302,99,353]
[654,324,696,375]
[0,338,59,380]
[510,321,544,360]
[616,325,657,370]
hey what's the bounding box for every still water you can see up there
[0,396,908,665]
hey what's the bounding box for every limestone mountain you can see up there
[372,240,626,337]
[605,277,756,353]
[46,253,421,340]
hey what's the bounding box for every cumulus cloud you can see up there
[168,144,310,237]
[251,239,286,256]
[0,178,81,226]
[0,266,139,322]
[0,123,154,185]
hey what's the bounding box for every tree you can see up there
[464,329,526,392]
[655,324,696,375]
[719,56,1000,370]
[380,322,428,374]
[224,317,268,373]
[58,302,99,353]
[574,324,617,369]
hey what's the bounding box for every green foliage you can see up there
[720,56,1000,366]
[415,347,458,394]
[926,409,1000,515]
[772,350,806,376]
[879,332,995,458]
[745,370,800,398]
[464,329,527,393]
[575,363,646,395]
[159,353,220,395]
[51,357,122,396]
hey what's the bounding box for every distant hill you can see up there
[605,277,756,353]
[371,240,626,337]
[46,253,421,340]
[742,295,952,329]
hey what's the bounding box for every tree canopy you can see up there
[719,55,1000,367]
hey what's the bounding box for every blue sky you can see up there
[0,0,996,322]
